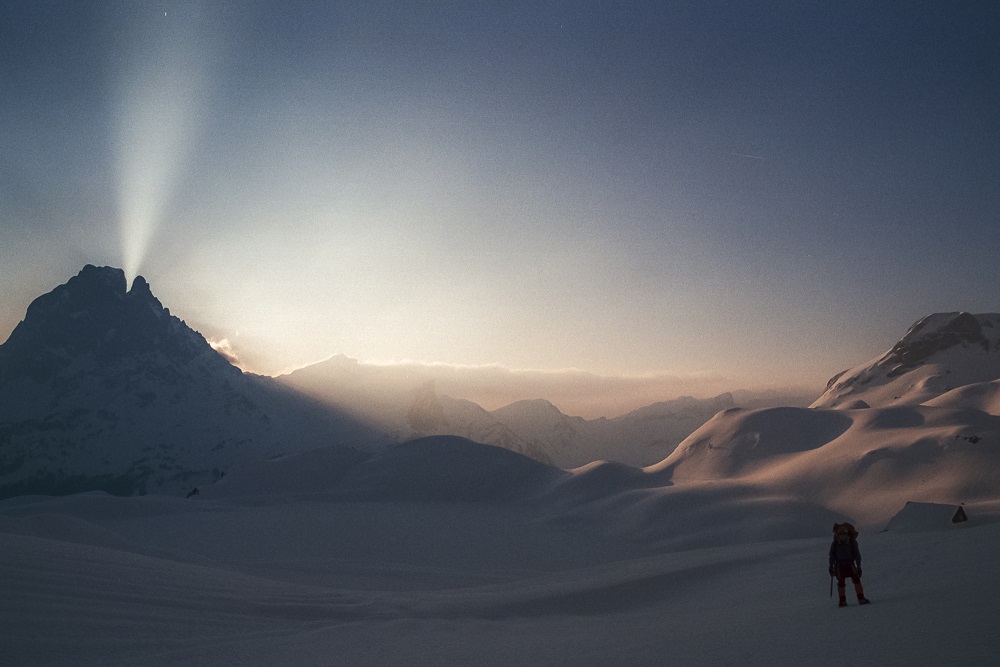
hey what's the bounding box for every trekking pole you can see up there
[829,574,833,598]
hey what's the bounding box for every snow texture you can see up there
[3,461,1000,666]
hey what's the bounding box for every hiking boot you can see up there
[858,597,871,605]
[839,600,847,607]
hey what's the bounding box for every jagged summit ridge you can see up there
[881,312,998,377]
[0,265,226,383]
[0,266,381,499]
[813,312,1000,409]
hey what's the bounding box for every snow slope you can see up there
[653,404,1000,527]
[205,435,568,503]
[813,312,1000,409]
[647,313,1000,528]
[3,479,1000,666]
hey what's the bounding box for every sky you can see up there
[2,1,999,409]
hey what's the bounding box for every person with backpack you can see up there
[829,522,871,607]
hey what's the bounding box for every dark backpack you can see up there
[833,522,858,539]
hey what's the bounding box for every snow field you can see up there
[3,486,999,666]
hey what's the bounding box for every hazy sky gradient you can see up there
[2,1,999,404]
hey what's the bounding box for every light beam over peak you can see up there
[114,5,214,280]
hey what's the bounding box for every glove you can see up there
[829,565,835,576]
[856,567,862,578]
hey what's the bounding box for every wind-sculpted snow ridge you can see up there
[923,379,1000,415]
[0,266,385,500]
[813,312,1000,409]
[649,407,854,479]
[669,312,998,526]
[652,402,1000,527]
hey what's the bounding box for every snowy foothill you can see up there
[654,403,1000,528]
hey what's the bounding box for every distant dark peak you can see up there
[59,264,123,295]
[625,393,736,420]
[0,266,224,382]
[127,275,167,314]
[78,264,128,295]
[129,275,152,297]
[521,398,560,411]
[495,398,561,417]
[20,265,126,325]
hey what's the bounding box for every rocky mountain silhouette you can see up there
[0,266,383,499]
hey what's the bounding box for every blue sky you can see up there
[2,1,998,404]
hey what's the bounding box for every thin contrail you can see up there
[729,152,766,161]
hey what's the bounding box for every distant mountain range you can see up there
[279,357,761,467]
[4,266,999,516]
[0,266,803,497]
[210,311,1000,530]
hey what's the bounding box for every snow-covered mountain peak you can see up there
[812,312,1000,409]
[881,312,998,375]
